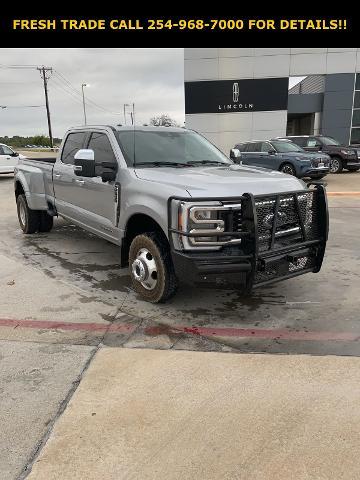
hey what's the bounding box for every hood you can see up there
[134,164,306,197]
[324,144,357,153]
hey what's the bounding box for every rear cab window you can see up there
[61,132,86,165]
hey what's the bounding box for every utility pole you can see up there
[37,66,53,148]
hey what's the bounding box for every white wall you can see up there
[185,48,360,153]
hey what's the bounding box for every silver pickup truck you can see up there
[14,125,328,303]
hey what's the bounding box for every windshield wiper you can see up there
[187,160,228,166]
[135,161,190,168]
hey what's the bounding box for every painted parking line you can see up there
[1,318,360,343]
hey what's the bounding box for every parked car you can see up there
[14,125,328,303]
[279,135,360,174]
[0,144,26,174]
[230,139,330,179]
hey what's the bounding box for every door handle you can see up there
[54,173,61,178]
[75,179,85,185]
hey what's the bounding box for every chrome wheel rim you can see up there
[131,248,158,290]
[281,165,294,175]
[19,201,26,226]
[330,158,340,173]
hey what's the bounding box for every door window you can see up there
[291,137,306,147]
[246,142,261,152]
[88,132,116,166]
[1,145,14,155]
[261,142,272,152]
[306,138,321,148]
[61,132,86,165]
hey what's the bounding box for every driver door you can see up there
[73,131,120,242]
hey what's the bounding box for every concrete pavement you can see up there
[1,171,360,478]
[0,340,94,480]
[27,348,360,480]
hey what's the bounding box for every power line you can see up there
[53,70,124,116]
[0,105,44,108]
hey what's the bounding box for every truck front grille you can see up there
[255,191,320,252]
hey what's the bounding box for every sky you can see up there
[0,48,185,138]
[0,48,305,139]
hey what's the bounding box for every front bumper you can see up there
[345,161,360,168]
[299,165,329,178]
[168,185,328,290]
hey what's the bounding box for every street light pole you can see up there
[81,83,88,125]
[123,103,130,125]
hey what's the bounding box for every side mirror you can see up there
[12,152,19,157]
[268,149,277,155]
[230,148,241,163]
[74,149,95,177]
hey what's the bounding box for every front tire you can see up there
[39,212,54,232]
[16,194,40,234]
[129,232,178,303]
[279,163,296,176]
[330,156,343,174]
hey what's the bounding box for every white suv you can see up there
[0,144,25,174]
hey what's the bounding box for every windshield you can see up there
[116,130,232,167]
[320,136,341,146]
[271,140,304,153]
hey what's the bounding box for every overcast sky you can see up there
[0,48,305,139]
[0,48,185,138]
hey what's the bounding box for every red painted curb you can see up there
[2,318,359,343]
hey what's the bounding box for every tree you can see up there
[149,114,179,127]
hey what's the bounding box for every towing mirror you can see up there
[230,148,242,163]
[74,149,95,177]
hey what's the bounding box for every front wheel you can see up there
[129,232,178,303]
[39,212,53,232]
[16,194,40,234]
[330,157,343,174]
[279,163,296,176]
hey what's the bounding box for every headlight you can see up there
[340,149,355,156]
[171,200,242,250]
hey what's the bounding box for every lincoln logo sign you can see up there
[185,77,289,115]
[232,82,239,103]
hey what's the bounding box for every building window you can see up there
[356,73,360,91]
[354,91,360,109]
[351,128,360,144]
[350,74,360,144]
[353,110,360,128]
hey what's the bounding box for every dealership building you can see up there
[184,48,360,153]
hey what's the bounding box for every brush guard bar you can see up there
[168,184,328,289]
